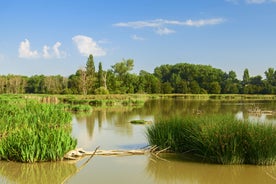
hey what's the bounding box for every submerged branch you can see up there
[62,146,99,184]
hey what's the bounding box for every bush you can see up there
[94,87,109,95]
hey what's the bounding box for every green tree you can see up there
[26,75,45,93]
[265,68,275,85]
[111,59,135,93]
[221,71,239,94]
[209,82,221,94]
[42,75,68,94]
[139,70,161,93]
[111,59,134,78]
[243,69,250,85]
[247,75,264,94]
[97,62,104,88]
[106,70,119,93]
[161,82,173,94]
[86,54,95,94]
[189,81,201,94]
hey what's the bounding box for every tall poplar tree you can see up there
[243,68,250,85]
[86,54,95,94]
[97,62,104,88]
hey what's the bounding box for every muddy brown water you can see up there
[1,99,276,184]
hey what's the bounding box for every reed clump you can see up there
[146,115,276,165]
[0,98,77,162]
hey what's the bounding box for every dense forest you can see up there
[1,54,276,95]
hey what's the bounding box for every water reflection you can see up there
[236,111,276,123]
[0,161,77,184]
[71,99,276,150]
[71,107,150,150]
[2,99,276,184]
[147,154,276,184]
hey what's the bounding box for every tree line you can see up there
[1,54,276,95]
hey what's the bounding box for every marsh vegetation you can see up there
[146,115,276,165]
[0,95,77,162]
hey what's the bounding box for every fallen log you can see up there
[64,146,165,160]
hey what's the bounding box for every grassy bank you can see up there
[0,96,77,162]
[146,115,276,165]
[24,94,276,105]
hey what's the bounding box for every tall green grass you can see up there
[146,115,276,165]
[0,97,77,162]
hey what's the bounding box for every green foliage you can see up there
[146,115,276,165]
[2,55,276,95]
[0,97,77,162]
[112,59,134,78]
[86,54,96,94]
[94,87,109,95]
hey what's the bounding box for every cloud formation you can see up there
[42,42,65,59]
[18,39,39,58]
[19,39,65,59]
[246,0,276,3]
[226,0,276,4]
[156,27,175,35]
[72,35,106,57]
[52,42,63,58]
[114,18,225,35]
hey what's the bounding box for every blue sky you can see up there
[0,0,275,78]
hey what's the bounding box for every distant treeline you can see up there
[1,54,276,95]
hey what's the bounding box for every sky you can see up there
[0,0,276,79]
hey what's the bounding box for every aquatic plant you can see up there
[0,97,77,162]
[146,115,276,165]
[130,120,151,125]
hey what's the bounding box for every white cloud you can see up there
[155,27,175,35]
[114,18,225,35]
[52,42,62,58]
[184,18,225,27]
[42,42,65,59]
[246,0,267,3]
[19,39,66,59]
[72,35,106,57]
[226,0,276,4]
[43,45,51,58]
[18,39,39,58]
[131,34,145,41]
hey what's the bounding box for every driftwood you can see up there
[62,146,99,184]
[64,146,168,160]
[62,146,169,183]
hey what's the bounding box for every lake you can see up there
[1,99,276,183]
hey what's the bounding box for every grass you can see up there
[146,115,276,165]
[0,96,77,162]
[64,104,92,112]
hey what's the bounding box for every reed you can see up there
[0,97,77,162]
[146,115,276,165]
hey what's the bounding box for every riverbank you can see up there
[21,93,276,105]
